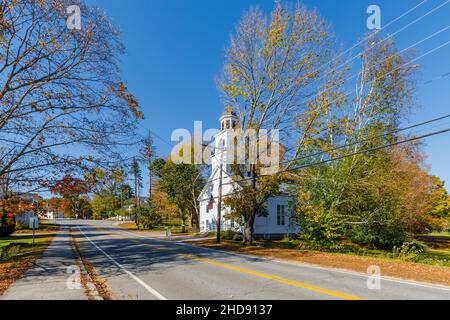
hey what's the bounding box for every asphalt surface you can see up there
[53,220,450,300]
[3,220,450,300]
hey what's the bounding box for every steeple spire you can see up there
[220,106,237,131]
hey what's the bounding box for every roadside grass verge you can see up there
[190,238,450,286]
[0,227,58,295]
[13,223,60,234]
[119,222,196,234]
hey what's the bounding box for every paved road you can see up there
[53,220,450,300]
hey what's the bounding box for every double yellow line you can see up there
[93,225,366,300]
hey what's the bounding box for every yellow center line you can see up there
[90,225,366,300]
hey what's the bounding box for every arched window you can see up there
[226,120,230,129]
[218,139,225,150]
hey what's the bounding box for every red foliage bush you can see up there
[0,213,16,237]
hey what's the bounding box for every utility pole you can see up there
[217,160,223,244]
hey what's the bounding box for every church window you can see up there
[277,205,286,226]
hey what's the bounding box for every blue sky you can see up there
[87,0,450,186]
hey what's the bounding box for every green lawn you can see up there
[119,222,193,234]
[13,223,60,234]
[420,231,450,238]
[1,229,58,295]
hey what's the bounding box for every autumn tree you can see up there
[428,176,450,231]
[152,180,179,224]
[294,33,420,248]
[218,1,335,244]
[0,0,142,195]
[50,175,90,218]
[46,197,66,218]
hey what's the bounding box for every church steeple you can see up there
[219,106,238,131]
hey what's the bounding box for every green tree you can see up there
[141,131,156,201]
[137,204,161,230]
[78,196,93,220]
[91,194,117,220]
[294,33,419,249]
[131,158,143,228]
[153,159,204,232]
[223,175,280,244]
[429,176,450,231]
[85,167,133,219]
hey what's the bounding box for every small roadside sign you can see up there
[29,217,39,246]
[29,217,39,230]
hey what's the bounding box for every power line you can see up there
[136,12,450,163]
[287,128,450,172]
[203,126,450,202]
[281,113,450,168]
[423,70,450,85]
[328,0,449,79]
[295,24,450,121]
[205,110,450,187]
[309,0,431,86]
[235,25,450,161]
[288,0,449,111]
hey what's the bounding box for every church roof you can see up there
[221,106,237,117]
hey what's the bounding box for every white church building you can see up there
[198,108,299,239]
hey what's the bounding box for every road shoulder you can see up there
[186,239,450,287]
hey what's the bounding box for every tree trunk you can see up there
[243,213,255,245]
[188,212,193,229]
[243,164,258,245]
[180,208,186,233]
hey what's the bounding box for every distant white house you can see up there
[43,211,65,220]
[198,108,299,239]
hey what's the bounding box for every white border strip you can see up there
[77,226,167,300]
[108,225,450,292]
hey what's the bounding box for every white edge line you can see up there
[109,226,450,292]
[178,242,450,292]
[77,226,168,300]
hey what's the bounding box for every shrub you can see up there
[15,221,28,230]
[0,244,21,262]
[138,205,161,230]
[296,205,343,248]
[392,240,427,261]
[221,230,236,240]
[350,219,407,250]
[0,213,16,237]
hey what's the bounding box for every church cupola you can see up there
[220,106,238,131]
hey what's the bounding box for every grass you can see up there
[420,231,450,238]
[119,222,195,234]
[0,225,58,295]
[13,223,60,234]
[194,231,450,267]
